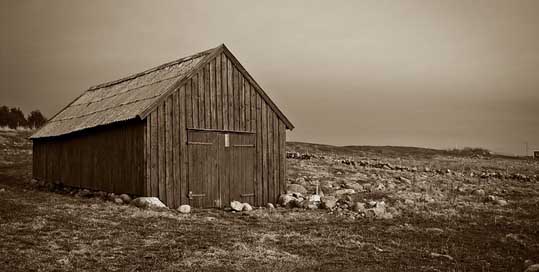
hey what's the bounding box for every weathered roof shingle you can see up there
[31,47,214,138]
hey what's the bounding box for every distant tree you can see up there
[0,106,9,127]
[7,107,27,129]
[27,110,47,129]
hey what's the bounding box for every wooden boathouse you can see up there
[31,44,294,208]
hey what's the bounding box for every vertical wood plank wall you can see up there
[145,52,287,208]
[32,120,145,195]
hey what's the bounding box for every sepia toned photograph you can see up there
[1,1,538,271]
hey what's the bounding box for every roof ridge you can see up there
[87,46,219,92]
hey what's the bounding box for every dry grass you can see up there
[1,131,538,271]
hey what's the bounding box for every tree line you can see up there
[0,106,47,129]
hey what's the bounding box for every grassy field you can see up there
[1,130,538,271]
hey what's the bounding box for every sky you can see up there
[1,0,538,155]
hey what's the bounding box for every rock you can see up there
[0,188,5,193]
[404,199,415,205]
[485,195,497,202]
[308,194,321,202]
[300,200,319,210]
[525,264,539,272]
[333,189,355,197]
[131,197,167,209]
[95,191,107,198]
[344,182,363,191]
[279,194,298,207]
[293,177,307,186]
[320,196,337,209]
[398,177,411,184]
[119,194,131,203]
[494,199,508,206]
[430,252,454,261]
[286,184,307,195]
[425,227,444,234]
[30,179,38,185]
[266,203,275,209]
[178,205,191,214]
[79,189,92,197]
[374,183,386,191]
[242,203,253,211]
[113,198,124,205]
[108,193,116,200]
[472,189,485,196]
[352,202,366,212]
[230,201,244,212]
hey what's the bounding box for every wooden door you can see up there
[224,133,256,205]
[187,131,220,207]
[187,130,256,208]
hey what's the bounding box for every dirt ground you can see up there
[1,131,538,271]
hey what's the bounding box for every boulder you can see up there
[279,194,298,208]
[113,198,124,205]
[131,197,167,209]
[300,200,319,210]
[333,189,355,197]
[178,205,191,214]
[485,195,497,202]
[79,189,92,197]
[230,201,244,212]
[267,203,275,209]
[0,188,5,193]
[344,182,363,191]
[494,199,508,206]
[119,194,131,203]
[320,196,337,210]
[108,193,116,200]
[308,194,321,202]
[286,184,307,195]
[242,203,253,211]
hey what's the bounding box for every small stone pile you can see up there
[278,183,397,219]
[286,151,318,160]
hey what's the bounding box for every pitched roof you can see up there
[31,44,293,139]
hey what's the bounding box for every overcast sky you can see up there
[1,0,538,155]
